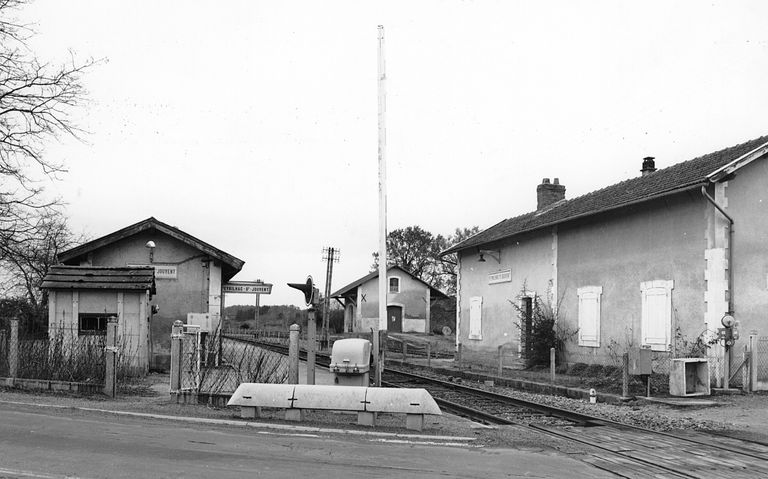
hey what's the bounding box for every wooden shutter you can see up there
[578,286,602,347]
[641,281,673,351]
[469,296,483,340]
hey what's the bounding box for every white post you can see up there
[374,25,387,387]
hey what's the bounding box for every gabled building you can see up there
[331,266,447,334]
[57,217,244,370]
[42,266,156,373]
[444,135,768,385]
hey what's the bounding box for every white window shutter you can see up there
[641,280,673,351]
[577,286,601,347]
[469,296,483,340]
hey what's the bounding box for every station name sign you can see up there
[127,263,177,279]
[223,282,273,294]
[488,269,512,285]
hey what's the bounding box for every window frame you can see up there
[577,286,602,348]
[78,313,110,336]
[388,276,401,294]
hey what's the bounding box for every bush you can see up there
[568,362,589,376]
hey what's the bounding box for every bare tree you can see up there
[0,0,93,324]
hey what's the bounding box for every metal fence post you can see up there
[743,345,750,393]
[456,342,462,363]
[104,316,118,398]
[288,324,300,384]
[497,345,503,376]
[9,318,18,380]
[170,320,184,393]
[550,347,556,384]
[307,308,316,385]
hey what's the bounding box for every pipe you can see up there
[701,186,734,314]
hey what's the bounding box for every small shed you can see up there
[41,265,156,374]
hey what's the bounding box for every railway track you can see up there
[384,367,768,478]
[226,335,768,477]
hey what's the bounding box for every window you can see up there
[78,313,110,335]
[469,296,483,340]
[641,280,674,351]
[388,276,400,294]
[577,286,602,347]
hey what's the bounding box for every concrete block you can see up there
[406,414,425,431]
[285,408,305,422]
[358,411,376,427]
[240,406,262,419]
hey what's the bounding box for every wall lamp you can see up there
[145,240,156,263]
[478,249,500,263]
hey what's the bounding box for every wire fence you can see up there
[177,328,289,396]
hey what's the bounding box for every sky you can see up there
[15,0,768,306]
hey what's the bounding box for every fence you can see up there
[172,324,289,398]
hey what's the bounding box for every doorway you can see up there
[387,305,403,333]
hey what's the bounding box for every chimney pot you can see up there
[641,157,657,176]
[537,177,566,210]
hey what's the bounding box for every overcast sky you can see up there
[18,0,768,306]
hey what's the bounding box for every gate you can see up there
[751,335,768,391]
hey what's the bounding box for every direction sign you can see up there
[223,282,273,294]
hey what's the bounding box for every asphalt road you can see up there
[0,403,611,478]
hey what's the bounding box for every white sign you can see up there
[223,282,273,294]
[488,269,512,285]
[128,264,177,279]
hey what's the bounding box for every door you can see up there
[387,305,402,333]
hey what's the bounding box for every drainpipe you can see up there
[700,185,734,315]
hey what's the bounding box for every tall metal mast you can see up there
[375,25,387,386]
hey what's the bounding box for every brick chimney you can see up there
[641,157,657,176]
[537,177,565,210]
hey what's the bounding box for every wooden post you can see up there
[288,324,300,384]
[9,318,18,380]
[750,334,758,393]
[307,308,316,385]
[622,352,630,399]
[402,342,408,364]
[456,343,462,362]
[104,316,118,398]
[497,345,503,376]
[426,343,431,368]
[743,345,750,393]
[550,347,556,384]
[169,320,184,393]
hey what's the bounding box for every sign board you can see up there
[223,282,273,294]
[128,263,177,279]
[488,269,512,285]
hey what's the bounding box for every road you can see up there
[0,403,611,478]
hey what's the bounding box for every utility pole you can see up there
[375,25,387,387]
[321,246,340,349]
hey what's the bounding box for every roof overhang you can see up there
[707,141,768,182]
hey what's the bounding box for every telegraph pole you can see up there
[321,246,339,349]
[375,25,387,387]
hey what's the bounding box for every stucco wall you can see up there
[557,192,706,361]
[724,159,768,338]
[457,230,554,355]
[356,272,429,333]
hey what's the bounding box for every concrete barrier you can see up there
[228,383,441,431]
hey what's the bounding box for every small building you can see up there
[332,266,447,334]
[57,217,244,370]
[41,265,156,374]
[443,134,768,382]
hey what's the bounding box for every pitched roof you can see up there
[331,265,448,299]
[41,265,156,295]
[58,217,245,279]
[444,135,768,255]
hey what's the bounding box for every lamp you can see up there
[145,240,156,263]
[478,249,500,263]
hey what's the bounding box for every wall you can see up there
[557,192,706,362]
[457,230,554,355]
[356,271,429,333]
[723,159,768,339]
[73,230,217,370]
[47,289,149,372]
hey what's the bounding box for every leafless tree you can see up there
[0,0,93,316]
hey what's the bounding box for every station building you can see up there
[332,266,447,334]
[57,217,244,370]
[444,135,768,387]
